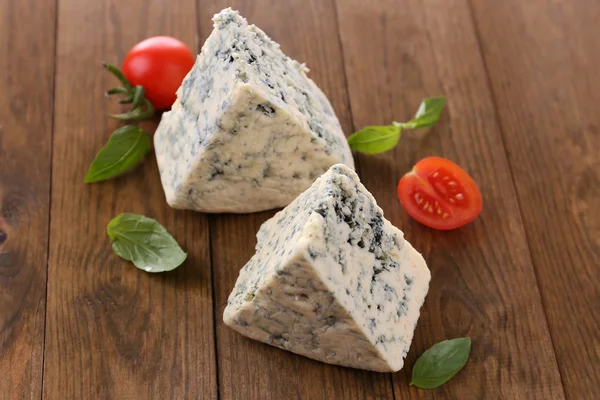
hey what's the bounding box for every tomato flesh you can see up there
[397,157,482,230]
[122,36,195,110]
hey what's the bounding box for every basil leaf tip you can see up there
[107,213,187,273]
[84,125,151,183]
[399,96,446,130]
[410,337,471,389]
[347,96,445,154]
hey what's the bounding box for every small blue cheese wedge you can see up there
[154,8,354,213]
[223,164,430,372]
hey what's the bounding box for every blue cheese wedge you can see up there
[223,164,430,372]
[154,8,354,213]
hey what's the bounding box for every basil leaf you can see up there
[84,125,151,183]
[410,337,471,389]
[347,125,401,154]
[347,96,445,154]
[399,96,446,130]
[107,213,187,273]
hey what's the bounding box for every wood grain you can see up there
[197,1,395,399]
[0,0,56,398]
[43,0,217,398]
[470,0,600,397]
[336,0,565,398]
[0,0,593,398]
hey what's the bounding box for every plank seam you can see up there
[330,0,395,398]
[194,4,220,398]
[330,0,364,175]
[40,0,60,398]
[331,0,356,134]
[208,215,221,400]
[463,0,568,396]
[196,5,221,397]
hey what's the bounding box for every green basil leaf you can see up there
[347,96,445,154]
[410,337,471,389]
[107,213,187,273]
[347,125,401,154]
[84,125,151,183]
[399,96,446,130]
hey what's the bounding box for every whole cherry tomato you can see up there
[122,36,195,110]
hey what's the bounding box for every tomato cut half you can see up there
[397,156,482,230]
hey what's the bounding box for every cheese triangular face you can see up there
[154,8,354,213]
[224,164,430,372]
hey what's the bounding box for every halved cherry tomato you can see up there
[122,36,195,110]
[397,156,482,230]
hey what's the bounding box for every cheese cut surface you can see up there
[223,164,430,372]
[154,8,354,213]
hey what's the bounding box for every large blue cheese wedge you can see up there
[154,8,354,213]
[223,164,430,372]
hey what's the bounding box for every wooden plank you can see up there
[0,0,56,398]
[469,0,600,397]
[336,0,565,398]
[43,0,217,398]
[197,1,395,398]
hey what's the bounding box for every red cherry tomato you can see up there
[122,36,195,110]
[397,156,482,230]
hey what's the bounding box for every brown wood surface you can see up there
[336,0,565,398]
[469,0,600,398]
[0,0,598,399]
[0,0,56,398]
[42,0,216,398]
[200,1,395,399]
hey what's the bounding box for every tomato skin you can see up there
[122,36,195,110]
[397,157,482,230]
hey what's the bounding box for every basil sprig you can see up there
[84,125,151,183]
[107,213,187,273]
[86,63,156,183]
[410,337,471,389]
[347,96,446,154]
[103,62,154,120]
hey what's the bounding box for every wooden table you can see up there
[1,0,598,399]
